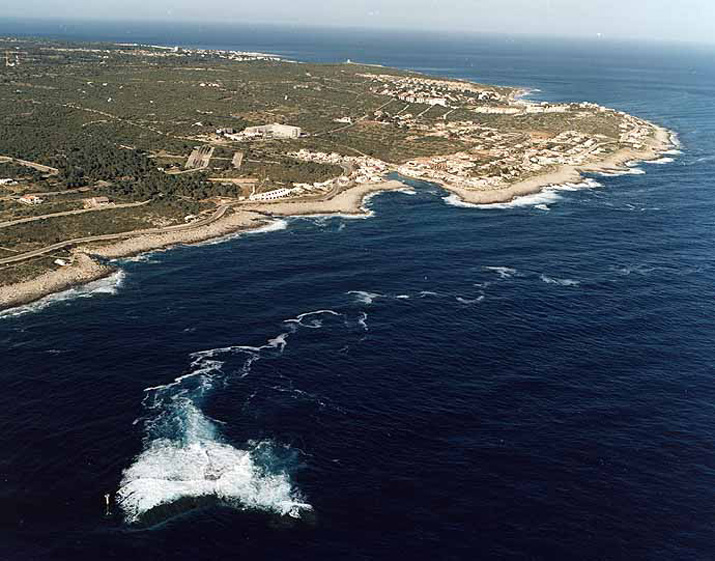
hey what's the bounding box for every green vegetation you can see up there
[0,37,638,291]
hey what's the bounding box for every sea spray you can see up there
[0,270,126,319]
[445,178,603,210]
[117,308,367,524]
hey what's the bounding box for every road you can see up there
[0,156,59,175]
[313,98,395,137]
[0,200,151,230]
[0,205,229,266]
[22,186,94,198]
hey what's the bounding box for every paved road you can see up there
[0,200,151,230]
[0,205,229,266]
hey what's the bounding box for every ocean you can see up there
[1,22,714,560]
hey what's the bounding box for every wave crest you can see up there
[117,327,311,525]
[0,270,125,319]
[116,400,310,525]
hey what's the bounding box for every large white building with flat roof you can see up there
[243,123,302,139]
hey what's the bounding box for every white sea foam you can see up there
[194,219,289,247]
[246,219,290,235]
[613,264,656,276]
[142,359,224,394]
[645,157,674,165]
[691,155,715,164]
[190,333,290,364]
[294,212,369,221]
[484,266,518,279]
[534,204,550,211]
[539,274,580,287]
[0,270,126,319]
[357,312,368,331]
[359,187,415,215]
[121,324,317,525]
[347,290,383,304]
[418,291,439,298]
[669,131,681,148]
[442,194,482,209]
[284,309,341,329]
[112,249,165,263]
[598,167,646,176]
[395,294,411,300]
[116,402,310,524]
[449,178,603,210]
[456,295,485,305]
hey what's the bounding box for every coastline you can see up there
[240,179,406,217]
[430,125,674,206]
[0,180,405,312]
[0,126,673,313]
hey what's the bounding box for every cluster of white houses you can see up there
[245,149,392,202]
[289,149,390,184]
[397,107,655,192]
[358,73,508,108]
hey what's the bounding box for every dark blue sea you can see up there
[1,21,714,560]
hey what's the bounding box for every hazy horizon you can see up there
[1,0,713,47]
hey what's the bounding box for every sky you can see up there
[3,0,713,45]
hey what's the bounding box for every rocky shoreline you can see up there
[0,180,406,312]
[0,129,675,312]
[427,125,675,206]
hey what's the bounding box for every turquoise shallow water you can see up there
[1,24,714,560]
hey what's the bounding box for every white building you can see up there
[249,188,294,201]
[19,195,43,205]
[243,123,302,139]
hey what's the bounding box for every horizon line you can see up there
[0,15,713,50]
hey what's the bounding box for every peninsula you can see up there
[0,38,674,310]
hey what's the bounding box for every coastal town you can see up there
[0,37,673,309]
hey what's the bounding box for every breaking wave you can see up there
[456,295,485,305]
[448,178,603,210]
[347,290,383,304]
[598,167,646,176]
[116,251,165,265]
[539,274,580,287]
[116,326,312,525]
[116,405,310,525]
[116,304,377,525]
[645,157,674,165]
[357,312,368,331]
[418,291,440,298]
[284,309,341,329]
[442,194,482,208]
[0,270,126,320]
[359,187,415,215]
[484,266,518,279]
[194,219,289,247]
[669,131,681,148]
